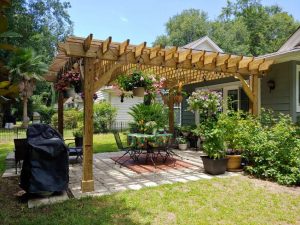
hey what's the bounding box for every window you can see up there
[296,65,300,112]
[227,89,239,111]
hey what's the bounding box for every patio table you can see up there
[127,133,173,167]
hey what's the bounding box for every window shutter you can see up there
[239,87,249,112]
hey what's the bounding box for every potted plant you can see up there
[201,124,228,175]
[179,125,191,137]
[72,129,83,147]
[217,112,244,171]
[177,137,188,150]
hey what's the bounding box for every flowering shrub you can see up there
[187,89,222,114]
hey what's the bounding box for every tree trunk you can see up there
[22,96,29,128]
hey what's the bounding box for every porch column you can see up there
[168,94,175,134]
[81,57,95,192]
[249,74,259,116]
[58,92,64,137]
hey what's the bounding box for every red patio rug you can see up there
[111,154,196,174]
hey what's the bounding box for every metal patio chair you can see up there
[113,131,140,167]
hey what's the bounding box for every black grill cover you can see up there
[20,124,69,194]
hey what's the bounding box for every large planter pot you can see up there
[133,87,145,97]
[178,143,188,150]
[226,155,242,172]
[201,156,228,175]
[75,137,83,147]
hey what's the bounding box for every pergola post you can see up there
[81,57,95,192]
[249,74,259,116]
[57,92,64,137]
[168,94,175,134]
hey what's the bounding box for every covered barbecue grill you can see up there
[20,124,69,195]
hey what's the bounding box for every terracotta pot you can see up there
[174,94,183,103]
[201,156,228,175]
[226,155,242,171]
[132,87,145,97]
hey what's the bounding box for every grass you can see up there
[0,176,300,225]
[0,133,126,174]
[1,132,300,224]
[0,143,13,173]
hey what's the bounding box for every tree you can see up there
[153,9,210,47]
[5,0,73,62]
[153,1,299,56]
[217,0,299,55]
[7,48,48,127]
[1,0,73,120]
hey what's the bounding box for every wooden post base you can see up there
[81,179,94,193]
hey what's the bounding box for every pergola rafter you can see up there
[47,34,274,193]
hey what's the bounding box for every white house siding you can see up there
[192,42,216,52]
[109,93,144,122]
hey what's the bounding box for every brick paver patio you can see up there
[69,150,238,198]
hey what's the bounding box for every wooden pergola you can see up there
[47,34,273,192]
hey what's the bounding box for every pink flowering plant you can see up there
[187,89,223,115]
[54,71,81,92]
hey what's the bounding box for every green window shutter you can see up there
[239,87,249,112]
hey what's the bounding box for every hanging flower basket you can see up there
[133,87,145,97]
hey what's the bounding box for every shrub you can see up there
[93,102,117,133]
[242,111,300,185]
[128,103,168,133]
[32,94,55,124]
[51,109,83,129]
[37,106,55,124]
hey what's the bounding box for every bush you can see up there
[128,103,168,133]
[51,109,83,129]
[93,102,117,133]
[242,111,300,185]
[31,94,55,124]
[37,106,55,124]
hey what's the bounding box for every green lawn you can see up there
[0,176,299,225]
[0,133,126,174]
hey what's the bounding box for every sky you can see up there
[68,0,300,45]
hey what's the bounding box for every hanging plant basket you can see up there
[174,94,183,104]
[133,87,145,97]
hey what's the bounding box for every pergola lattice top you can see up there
[47,34,274,91]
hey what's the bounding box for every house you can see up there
[96,87,144,123]
[181,27,300,125]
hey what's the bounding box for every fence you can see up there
[109,121,130,132]
[0,128,27,142]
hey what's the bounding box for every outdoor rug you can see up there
[111,154,197,174]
